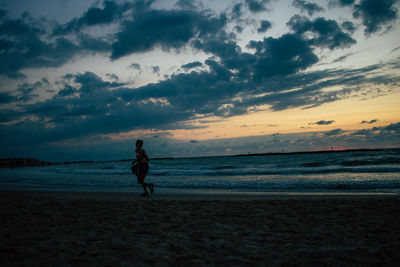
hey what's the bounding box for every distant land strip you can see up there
[231,148,386,157]
[0,158,51,168]
[2,148,399,168]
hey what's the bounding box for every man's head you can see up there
[136,139,143,148]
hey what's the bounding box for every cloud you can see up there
[361,119,378,124]
[247,33,319,79]
[0,9,6,18]
[245,0,270,13]
[342,21,356,33]
[390,46,400,53]
[2,54,398,151]
[57,84,77,97]
[0,71,209,147]
[106,73,119,81]
[257,20,272,33]
[181,61,203,69]
[351,129,372,136]
[381,121,400,133]
[11,122,400,161]
[0,92,17,104]
[111,9,227,59]
[310,120,336,125]
[151,66,160,74]
[339,0,356,5]
[1,2,399,152]
[236,60,400,111]
[0,1,227,75]
[353,0,399,35]
[231,3,243,20]
[129,63,142,70]
[15,83,39,103]
[0,0,354,81]
[293,0,325,16]
[287,15,356,50]
[53,0,137,34]
[175,0,203,11]
[0,15,110,78]
[331,53,354,63]
[324,128,344,136]
[329,0,355,7]
[352,122,400,138]
[0,79,51,104]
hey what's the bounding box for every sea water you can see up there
[1,149,399,193]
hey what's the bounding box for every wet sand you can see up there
[1,190,399,266]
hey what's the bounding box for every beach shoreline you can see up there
[1,189,399,266]
[1,182,399,198]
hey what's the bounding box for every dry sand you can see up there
[1,190,399,266]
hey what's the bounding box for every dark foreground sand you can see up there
[1,191,399,266]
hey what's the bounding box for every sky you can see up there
[0,0,399,161]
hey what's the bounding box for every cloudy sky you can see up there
[0,0,399,161]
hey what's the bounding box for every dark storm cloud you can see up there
[0,9,6,19]
[175,0,203,10]
[329,0,355,7]
[53,1,117,34]
[324,128,344,136]
[351,129,372,136]
[0,109,22,123]
[1,1,399,148]
[361,119,378,124]
[4,55,396,149]
[0,1,160,77]
[353,0,398,35]
[0,93,17,104]
[342,21,356,33]
[339,0,356,5]
[352,122,400,138]
[0,0,355,79]
[332,53,354,63]
[53,0,141,34]
[181,61,203,69]
[232,61,400,111]
[381,121,400,133]
[292,0,325,16]
[15,83,39,102]
[130,63,141,70]
[287,15,356,50]
[57,84,77,97]
[106,73,119,81]
[111,8,227,59]
[0,79,51,103]
[231,3,243,20]
[0,71,198,147]
[0,16,46,77]
[151,66,160,74]
[310,120,335,125]
[247,33,319,79]
[0,14,110,78]
[245,0,270,13]
[114,59,241,117]
[257,20,272,33]
[0,59,239,146]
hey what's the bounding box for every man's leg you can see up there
[138,175,149,193]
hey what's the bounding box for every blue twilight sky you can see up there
[0,0,399,161]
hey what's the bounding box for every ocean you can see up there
[1,149,400,193]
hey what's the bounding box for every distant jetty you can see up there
[0,158,51,168]
[231,148,384,157]
[118,157,174,162]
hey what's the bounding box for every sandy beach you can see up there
[1,190,399,266]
